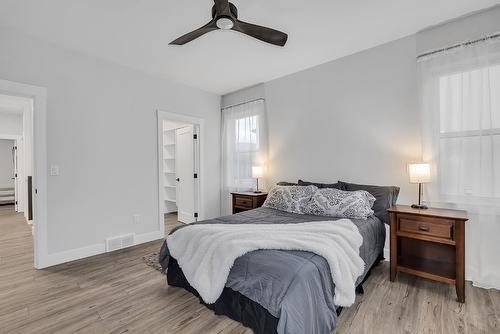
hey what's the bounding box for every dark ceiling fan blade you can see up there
[214,0,231,17]
[169,20,218,45]
[232,20,288,47]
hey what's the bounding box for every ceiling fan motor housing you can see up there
[212,2,238,20]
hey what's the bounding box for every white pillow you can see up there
[305,188,376,219]
[263,185,318,214]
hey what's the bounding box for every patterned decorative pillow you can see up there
[304,188,376,219]
[263,185,318,214]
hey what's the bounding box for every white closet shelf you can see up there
[163,127,177,211]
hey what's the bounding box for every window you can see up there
[234,115,260,186]
[438,64,500,198]
[221,99,268,214]
[419,35,500,290]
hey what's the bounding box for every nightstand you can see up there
[388,205,468,303]
[231,192,268,214]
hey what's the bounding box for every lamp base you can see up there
[411,204,428,210]
[253,191,263,194]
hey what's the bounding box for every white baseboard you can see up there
[37,243,105,269]
[37,230,164,269]
[135,230,164,244]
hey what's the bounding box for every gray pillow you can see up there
[276,181,298,186]
[338,181,400,224]
[305,188,376,219]
[298,179,345,190]
[263,185,317,214]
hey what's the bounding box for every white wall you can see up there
[223,36,421,204]
[263,36,420,204]
[0,139,15,188]
[222,5,500,206]
[221,37,421,260]
[417,4,500,55]
[0,113,23,135]
[0,27,221,258]
[221,84,266,109]
[220,6,500,262]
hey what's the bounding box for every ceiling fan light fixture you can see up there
[216,17,234,30]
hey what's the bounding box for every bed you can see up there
[159,181,399,334]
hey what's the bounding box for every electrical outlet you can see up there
[133,214,141,225]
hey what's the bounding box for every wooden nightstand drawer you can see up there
[234,196,253,209]
[398,215,454,241]
[231,192,268,214]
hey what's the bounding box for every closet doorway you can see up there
[157,111,203,235]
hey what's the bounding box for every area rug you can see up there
[142,252,163,272]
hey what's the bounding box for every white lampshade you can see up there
[408,163,431,184]
[252,166,264,179]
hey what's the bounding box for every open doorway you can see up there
[0,94,34,224]
[157,111,204,236]
[0,79,47,269]
[0,139,16,206]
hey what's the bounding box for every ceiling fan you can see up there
[169,0,288,47]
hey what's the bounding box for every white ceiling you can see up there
[0,0,499,95]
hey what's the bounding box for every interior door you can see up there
[175,125,195,223]
[15,138,25,213]
[12,142,18,212]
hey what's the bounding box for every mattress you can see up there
[160,207,386,334]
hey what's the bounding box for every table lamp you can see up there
[252,166,264,193]
[408,163,431,209]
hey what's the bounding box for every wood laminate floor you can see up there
[0,205,499,333]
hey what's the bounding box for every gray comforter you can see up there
[160,207,385,334]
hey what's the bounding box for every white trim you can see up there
[135,230,164,244]
[0,134,22,140]
[440,128,500,139]
[38,231,163,268]
[40,243,105,268]
[0,79,47,269]
[157,110,205,237]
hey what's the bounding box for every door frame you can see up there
[157,110,204,237]
[0,135,22,211]
[0,79,48,269]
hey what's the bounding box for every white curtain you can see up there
[221,100,268,215]
[419,36,500,289]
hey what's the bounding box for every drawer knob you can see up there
[418,225,430,232]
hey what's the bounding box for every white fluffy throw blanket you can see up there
[167,220,364,307]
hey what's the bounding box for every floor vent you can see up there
[105,234,135,252]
